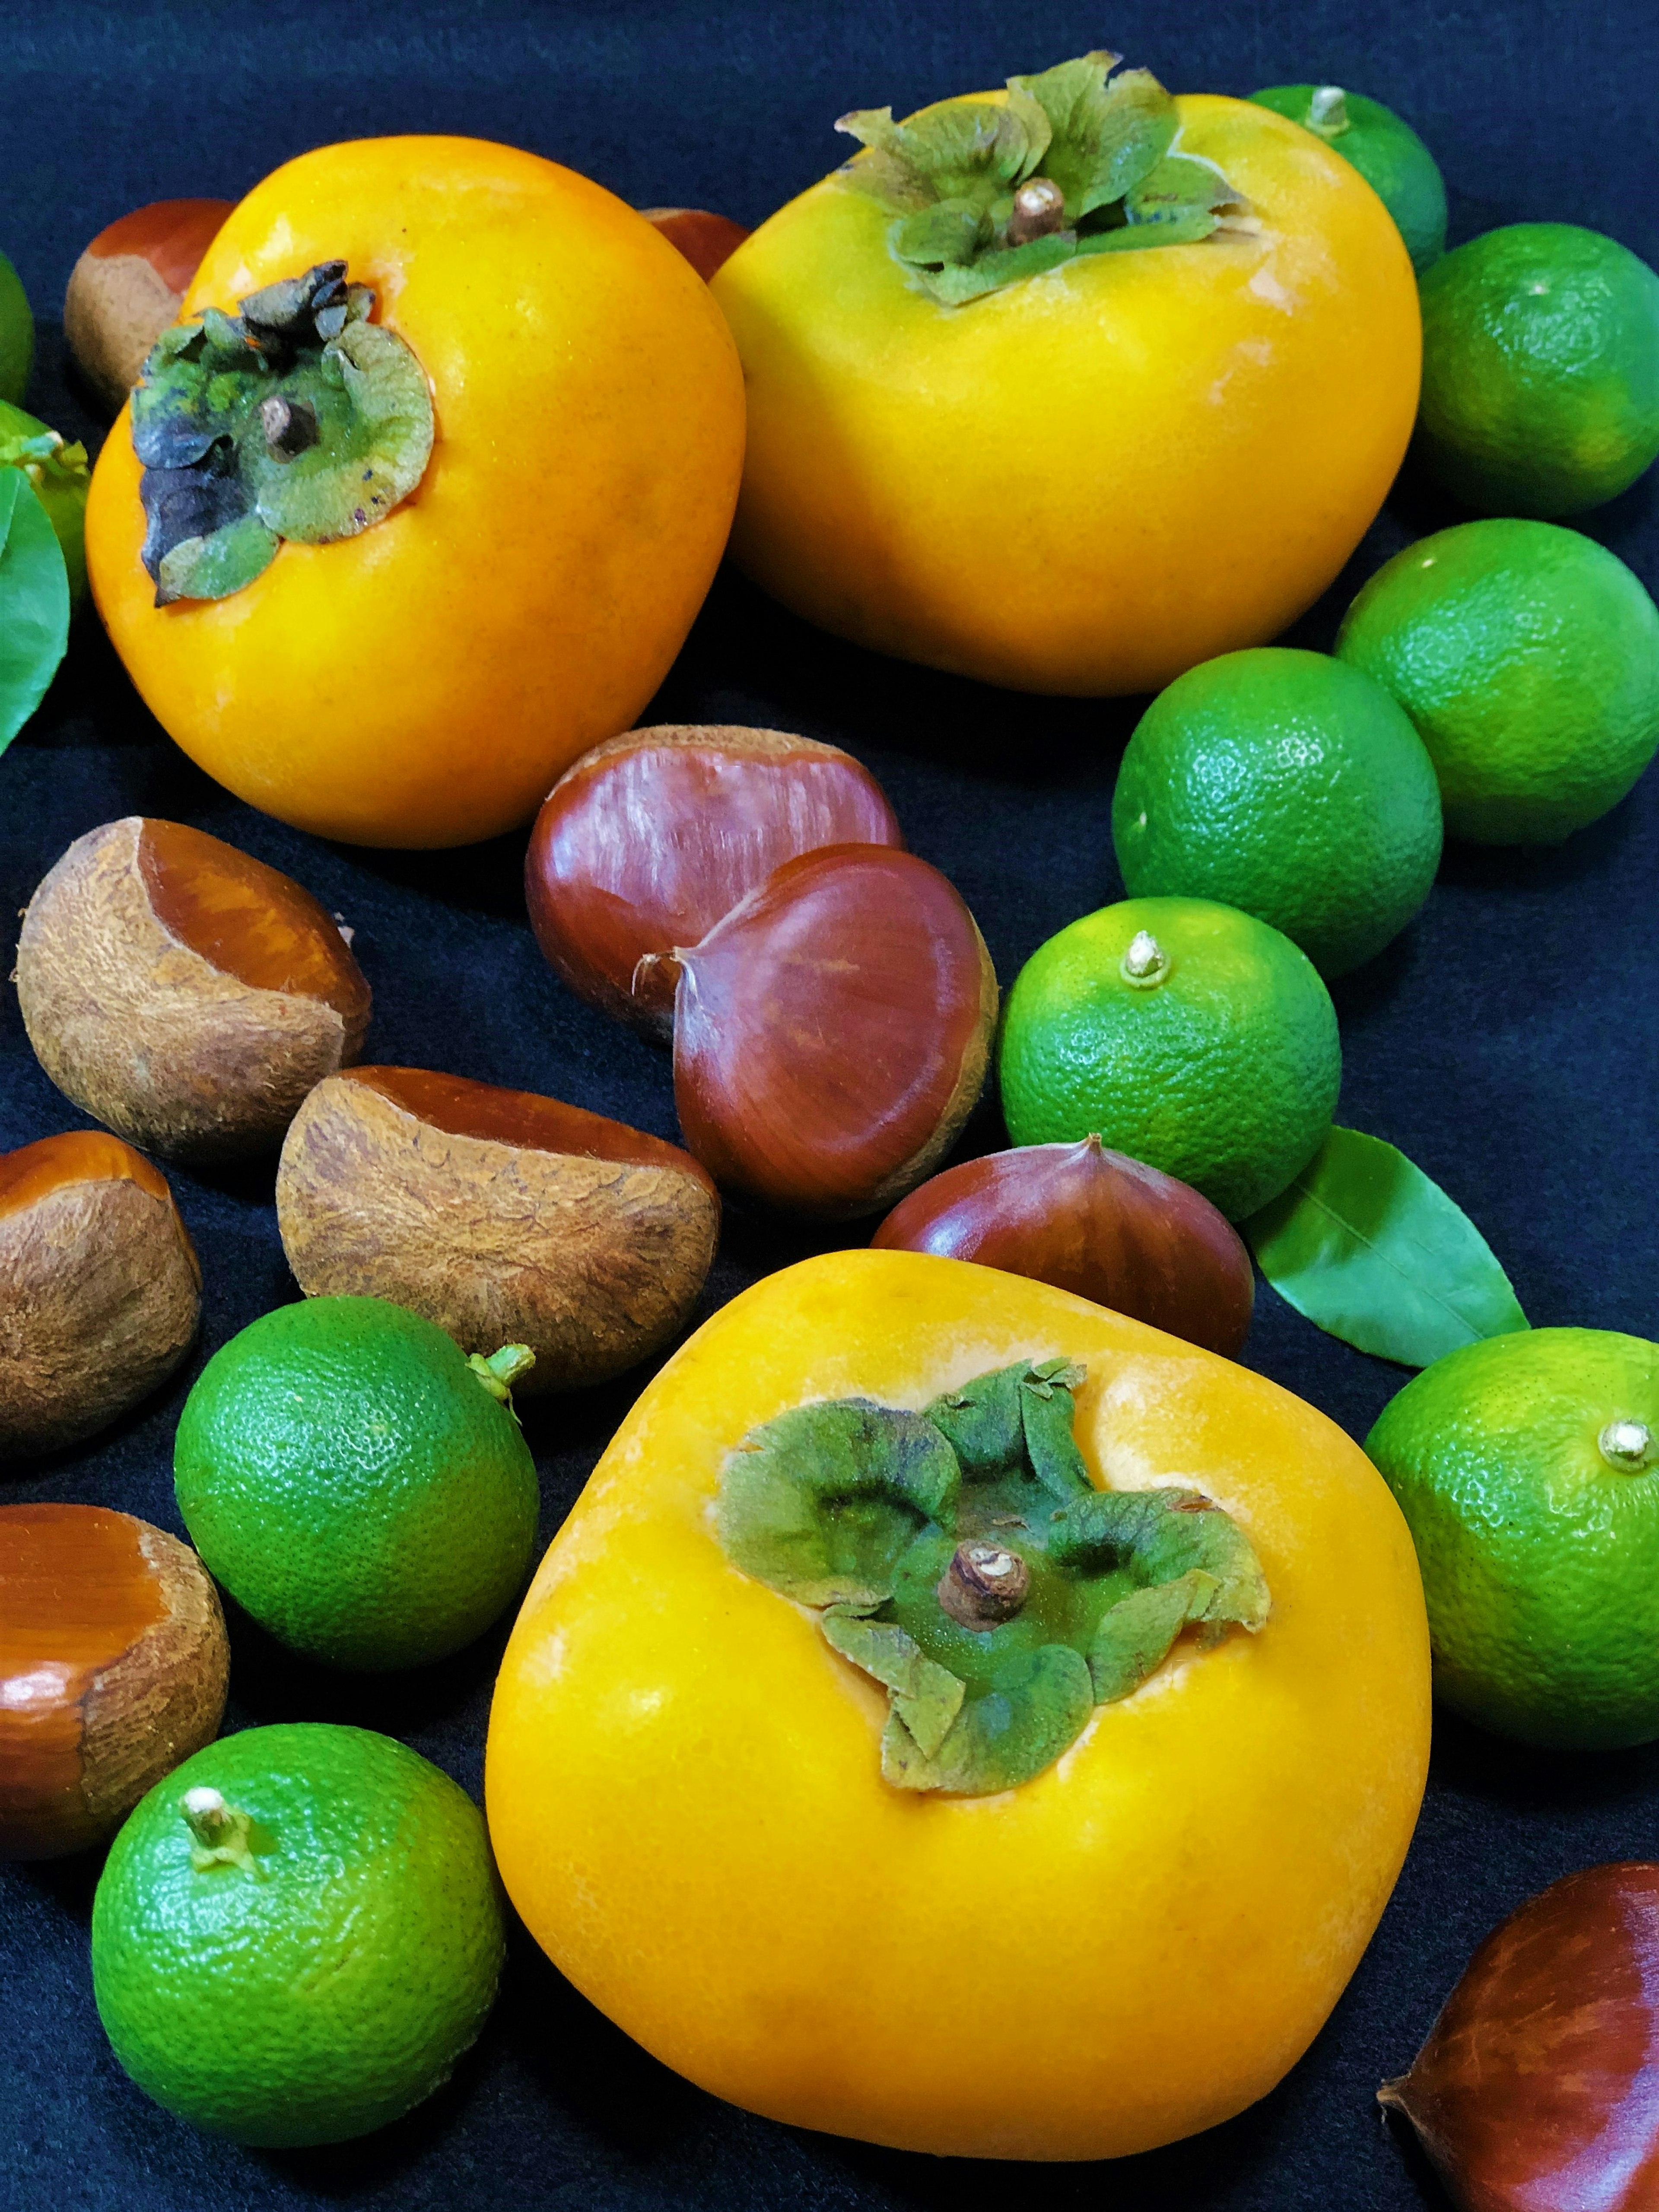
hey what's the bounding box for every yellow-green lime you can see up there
[1415,223,1659,516]
[91,1723,505,2145]
[175,1296,539,1670]
[998,896,1341,1221]
[1248,85,1446,273]
[1367,1328,1659,1750]
[0,249,30,405]
[1336,518,1659,844]
[1112,647,1443,979]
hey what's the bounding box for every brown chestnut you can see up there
[16,817,371,1163]
[671,843,998,1218]
[0,1503,229,1858]
[526,724,902,1039]
[1380,1862,1659,2210]
[872,1136,1255,1357]
[63,198,233,413]
[276,1066,720,1390]
[640,207,751,282]
[0,1130,201,1457]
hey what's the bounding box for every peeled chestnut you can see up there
[63,198,233,413]
[526,724,902,1038]
[640,207,751,281]
[16,817,371,1163]
[670,843,998,1218]
[0,1503,228,1858]
[873,1136,1255,1356]
[276,1066,720,1390]
[0,1131,201,1457]
[1380,1862,1659,2211]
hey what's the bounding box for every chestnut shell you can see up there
[873,1136,1254,1357]
[1380,1861,1659,2211]
[526,725,902,1038]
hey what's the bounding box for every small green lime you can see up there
[0,399,89,607]
[0,250,32,406]
[1367,1328,1659,1750]
[92,1723,505,2145]
[1336,517,1659,843]
[998,896,1340,1221]
[1414,223,1659,516]
[1112,647,1442,978]
[1248,84,1446,273]
[175,1297,539,1670]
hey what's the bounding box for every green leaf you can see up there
[0,470,70,752]
[1010,56,1176,222]
[1242,1126,1530,1367]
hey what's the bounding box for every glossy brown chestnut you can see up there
[1379,1861,1659,2210]
[63,198,233,413]
[16,817,371,1163]
[0,1130,201,1457]
[671,843,998,1218]
[0,1503,229,1858]
[276,1065,720,1390]
[526,724,903,1039]
[640,207,751,282]
[872,1136,1255,1357]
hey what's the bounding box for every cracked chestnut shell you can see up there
[670,843,998,1217]
[0,1503,228,1858]
[526,724,902,1038]
[873,1136,1254,1357]
[276,1066,720,1390]
[1380,1861,1659,2210]
[0,1130,201,1457]
[16,817,371,1163]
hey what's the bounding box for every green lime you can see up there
[1367,1328,1659,1750]
[1414,223,1659,516]
[0,399,89,607]
[175,1297,539,1670]
[0,250,31,405]
[1112,647,1442,979]
[998,896,1340,1220]
[91,1723,505,2145]
[1248,84,1446,273]
[1336,518,1659,844]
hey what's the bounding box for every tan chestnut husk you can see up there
[63,198,232,413]
[0,1503,228,1858]
[526,725,903,1039]
[276,1066,720,1391]
[670,842,998,1218]
[0,1130,201,1457]
[872,1135,1255,1356]
[639,208,752,283]
[16,817,371,1163]
[1379,1861,1659,2211]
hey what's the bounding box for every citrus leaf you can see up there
[1242,1126,1529,1367]
[0,469,70,753]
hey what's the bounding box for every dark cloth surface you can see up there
[2,4,1656,2208]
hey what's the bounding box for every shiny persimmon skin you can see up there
[713,95,1420,696]
[87,137,746,848]
[486,1249,1430,2161]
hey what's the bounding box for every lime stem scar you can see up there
[1121,929,1170,987]
[1600,1419,1653,1471]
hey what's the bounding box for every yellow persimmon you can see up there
[486,1248,1430,2161]
[712,56,1420,696]
[86,137,744,848]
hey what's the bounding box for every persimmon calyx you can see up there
[836,50,1247,306]
[718,1357,1270,1795]
[130,260,435,607]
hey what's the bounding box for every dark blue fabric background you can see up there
[3,4,1656,2208]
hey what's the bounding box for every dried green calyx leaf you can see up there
[718,1360,1271,1794]
[836,49,1247,305]
[130,260,435,606]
